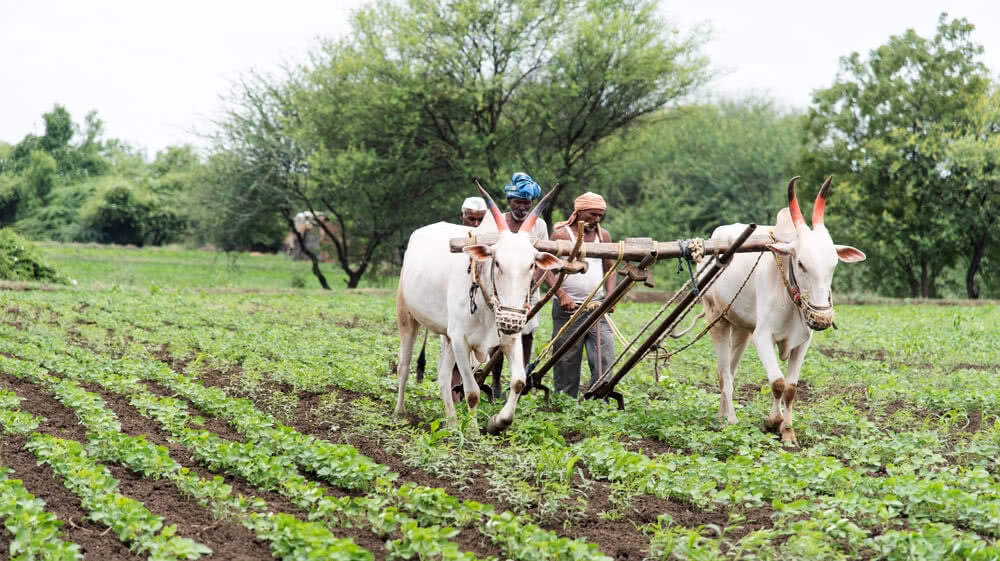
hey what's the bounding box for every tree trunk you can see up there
[283,213,330,290]
[919,261,929,298]
[966,239,986,299]
[928,263,940,299]
[541,187,564,231]
[345,268,365,289]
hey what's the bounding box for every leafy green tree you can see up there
[598,98,803,241]
[944,85,1000,298]
[25,150,58,205]
[347,0,710,225]
[199,72,335,287]
[804,14,990,298]
[41,105,74,153]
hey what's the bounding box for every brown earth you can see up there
[183,353,776,560]
[3,319,777,561]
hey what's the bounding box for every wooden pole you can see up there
[451,233,774,262]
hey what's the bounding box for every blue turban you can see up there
[503,172,541,201]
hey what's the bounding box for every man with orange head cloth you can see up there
[546,192,615,398]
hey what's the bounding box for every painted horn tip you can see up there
[787,176,800,201]
[819,176,833,198]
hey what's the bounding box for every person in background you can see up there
[460,197,487,227]
[545,192,615,398]
[481,173,549,398]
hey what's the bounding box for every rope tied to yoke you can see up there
[677,238,705,296]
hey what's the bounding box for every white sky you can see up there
[2,0,999,157]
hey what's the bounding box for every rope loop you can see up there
[677,238,704,296]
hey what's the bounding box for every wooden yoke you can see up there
[450,233,775,262]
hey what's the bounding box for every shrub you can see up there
[0,228,68,284]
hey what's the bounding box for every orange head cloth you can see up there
[556,192,607,231]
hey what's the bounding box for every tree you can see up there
[202,72,333,288]
[945,85,1000,298]
[347,0,710,224]
[597,98,803,241]
[803,14,990,298]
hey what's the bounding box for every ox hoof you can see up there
[485,415,508,435]
[763,416,782,434]
[780,424,798,446]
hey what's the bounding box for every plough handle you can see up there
[584,224,758,402]
[526,252,656,392]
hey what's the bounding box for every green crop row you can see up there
[0,325,612,561]
[0,395,82,561]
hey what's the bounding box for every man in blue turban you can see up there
[503,171,542,223]
[485,172,549,399]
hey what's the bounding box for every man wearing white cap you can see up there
[460,197,487,227]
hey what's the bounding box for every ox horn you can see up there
[475,180,507,232]
[812,176,832,227]
[520,182,563,234]
[787,176,806,229]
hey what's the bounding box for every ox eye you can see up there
[798,262,808,273]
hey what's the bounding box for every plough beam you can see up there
[584,224,758,404]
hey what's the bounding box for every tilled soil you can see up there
[2,332,773,561]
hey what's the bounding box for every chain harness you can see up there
[770,232,835,331]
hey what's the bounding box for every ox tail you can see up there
[669,310,706,339]
[415,330,428,382]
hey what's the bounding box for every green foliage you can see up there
[599,98,803,242]
[804,14,991,298]
[0,228,69,283]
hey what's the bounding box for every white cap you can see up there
[462,197,487,212]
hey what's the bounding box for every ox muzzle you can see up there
[492,297,528,335]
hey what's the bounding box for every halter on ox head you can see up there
[463,185,561,335]
[766,177,866,330]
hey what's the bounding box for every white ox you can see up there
[395,188,560,433]
[701,177,865,443]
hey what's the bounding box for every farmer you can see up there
[546,192,616,398]
[460,196,487,227]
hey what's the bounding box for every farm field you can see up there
[1,247,1000,560]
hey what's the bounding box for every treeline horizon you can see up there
[1,2,997,299]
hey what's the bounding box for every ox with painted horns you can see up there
[700,176,865,444]
[395,184,561,434]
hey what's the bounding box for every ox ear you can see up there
[534,252,562,270]
[463,244,494,261]
[835,245,866,263]
[766,242,795,257]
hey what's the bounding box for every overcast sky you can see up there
[3,0,998,157]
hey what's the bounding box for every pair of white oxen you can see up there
[396,179,864,442]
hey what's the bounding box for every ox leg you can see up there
[450,338,482,418]
[709,321,738,425]
[437,337,459,421]
[752,329,786,434]
[488,336,524,435]
[779,343,809,445]
[395,294,420,417]
[723,327,752,424]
